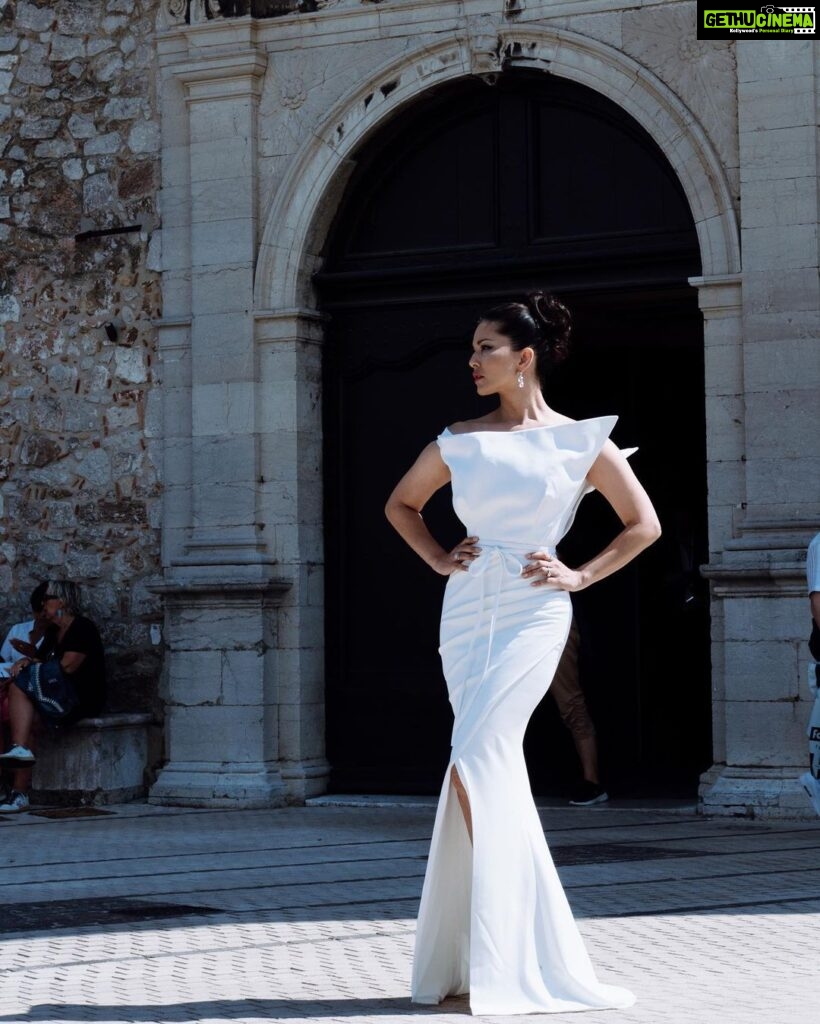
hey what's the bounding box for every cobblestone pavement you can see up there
[0,798,817,1024]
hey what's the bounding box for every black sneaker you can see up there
[568,781,609,806]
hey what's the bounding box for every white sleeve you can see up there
[808,533,820,595]
[0,622,32,666]
[0,627,16,666]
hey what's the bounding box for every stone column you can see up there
[698,42,819,817]
[687,274,744,779]
[255,310,329,802]
[151,24,295,807]
[173,41,269,577]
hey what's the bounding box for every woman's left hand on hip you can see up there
[522,552,581,591]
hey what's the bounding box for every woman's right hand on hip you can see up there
[434,536,481,575]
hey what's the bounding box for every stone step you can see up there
[29,712,153,807]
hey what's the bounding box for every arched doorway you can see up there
[317,71,711,798]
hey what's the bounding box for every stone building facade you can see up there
[1,0,818,815]
[0,0,164,729]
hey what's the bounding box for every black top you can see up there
[55,615,106,718]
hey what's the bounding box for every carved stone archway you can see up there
[247,22,745,807]
[253,27,740,311]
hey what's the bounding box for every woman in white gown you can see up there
[385,293,661,1015]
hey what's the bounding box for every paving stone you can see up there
[0,804,817,1023]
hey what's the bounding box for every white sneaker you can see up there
[0,791,29,813]
[0,745,36,764]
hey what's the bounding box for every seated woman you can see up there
[0,581,107,813]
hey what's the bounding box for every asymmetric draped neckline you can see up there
[442,416,614,438]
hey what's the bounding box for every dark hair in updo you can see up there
[478,291,572,390]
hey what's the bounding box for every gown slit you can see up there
[410,416,637,1015]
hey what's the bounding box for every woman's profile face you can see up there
[469,321,519,395]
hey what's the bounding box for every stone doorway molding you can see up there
[254,27,741,308]
[252,25,751,810]
[158,12,816,814]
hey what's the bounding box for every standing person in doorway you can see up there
[385,292,660,1014]
[551,614,609,806]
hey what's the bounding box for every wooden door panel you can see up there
[318,73,709,797]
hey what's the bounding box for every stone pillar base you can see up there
[149,761,287,809]
[280,758,330,804]
[700,765,815,820]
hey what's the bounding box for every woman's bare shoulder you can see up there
[445,415,498,435]
[447,412,578,434]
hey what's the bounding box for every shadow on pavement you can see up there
[0,997,470,1021]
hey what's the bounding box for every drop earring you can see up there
[516,371,525,389]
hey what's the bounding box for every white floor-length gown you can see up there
[411,416,636,1015]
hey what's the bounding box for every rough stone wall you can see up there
[0,0,163,715]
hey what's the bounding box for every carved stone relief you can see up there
[159,0,190,27]
[622,4,738,172]
[465,14,503,79]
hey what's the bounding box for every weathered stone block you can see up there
[166,600,267,653]
[190,266,254,315]
[128,119,160,154]
[165,649,222,706]
[706,458,744,507]
[16,59,53,87]
[113,346,148,384]
[744,336,820,392]
[724,699,808,768]
[94,52,126,86]
[724,595,805,644]
[75,447,112,487]
[703,342,742,399]
[84,132,123,156]
[57,0,101,34]
[189,137,254,183]
[746,456,820,510]
[103,96,144,121]
[741,224,818,272]
[220,649,270,706]
[20,117,61,139]
[20,435,63,468]
[192,479,257,528]
[15,2,56,32]
[704,393,741,462]
[723,640,800,702]
[33,138,76,159]
[83,172,116,212]
[191,219,255,267]
[31,713,152,805]
[739,125,816,183]
[50,35,86,62]
[745,389,818,459]
[736,39,814,83]
[119,159,156,198]
[166,704,265,763]
[278,701,325,761]
[192,382,255,437]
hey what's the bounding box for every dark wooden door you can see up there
[317,72,710,797]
